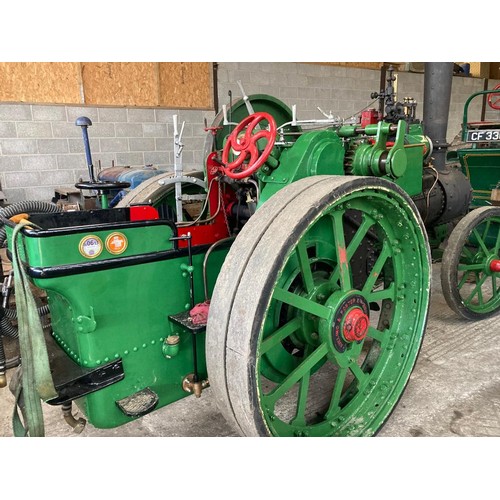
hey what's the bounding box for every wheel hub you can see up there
[326,293,370,353]
[343,308,369,342]
[489,259,500,273]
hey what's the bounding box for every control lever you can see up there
[75,116,96,183]
[74,117,130,208]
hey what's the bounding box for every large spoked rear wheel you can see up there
[206,175,431,437]
[441,206,500,320]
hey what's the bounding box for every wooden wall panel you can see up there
[0,62,213,109]
[0,62,81,103]
[159,62,212,109]
[81,62,159,106]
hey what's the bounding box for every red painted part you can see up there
[361,109,380,127]
[490,259,500,272]
[177,152,231,248]
[343,308,369,342]
[129,205,160,221]
[221,112,277,179]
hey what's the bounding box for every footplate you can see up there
[115,387,159,417]
[169,311,207,333]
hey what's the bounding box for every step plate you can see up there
[116,387,159,417]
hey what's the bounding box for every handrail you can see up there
[462,89,500,141]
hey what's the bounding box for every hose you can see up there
[0,200,62,374]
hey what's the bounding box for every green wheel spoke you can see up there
[260,317,302,356]
[461,245,475,260]
[472,228,489,256]
[346,214,376,260]
[367,326,385,344]
[458,263,486,272]
[494,227,500,255]
[362,241,391,294]
[272,287,331,319]
[464,273,488,306]
[291,346,313,426]
[349,362,368,386]
[331,210,352,291]
[329,214,375,288]
[493,276,498,297]
[324,366,348,420]
[458,270,473,289]
[482,220,491,243]
[295,239,315,294]
[366,283,396,303]
[264,343,329,406]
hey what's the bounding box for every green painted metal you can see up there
[452,89,500,206]
[452,214,500,315]
[10,220,228,428]
[7,90,438,435]
[255,185,430,436]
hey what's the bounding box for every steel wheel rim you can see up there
[255,187,430,437]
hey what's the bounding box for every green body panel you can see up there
[10,221,228,428]
[452,88,500,206]
[258,130,345,203]
[456,148,500,206]
[258,126,425,205]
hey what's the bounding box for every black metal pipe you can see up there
[423,62,454,171]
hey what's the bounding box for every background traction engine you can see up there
[2,64,486,437]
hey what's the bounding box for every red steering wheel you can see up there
[487,83,500,110]
[221,112,277,179]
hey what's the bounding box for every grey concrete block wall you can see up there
[0,104,214,203]
[0,62,498,203]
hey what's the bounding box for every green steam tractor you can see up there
[1,63,499,437]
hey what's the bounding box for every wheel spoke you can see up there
[362,240,391,294]
[346,214,376,260]
[366,282,396,303]
[461,245,475,260]
[264,343,329,406]
[295,239,315,294]
[482,219,491,242]
[272,286,331,320]
[458,270,473,289]
[329,214,376,288]
[458,263,486,272]
[291,346,312,426]
[464,273,488,305]
[260,317,301,356]
[349,362,368,386]
[367,326,385,343]
[494,226,500,255]
[331,210,352,291]
[472,228,489,256]
[324,366,348,420]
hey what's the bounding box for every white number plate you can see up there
[466,129,500,142]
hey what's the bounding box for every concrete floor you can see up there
[1,262,500,438]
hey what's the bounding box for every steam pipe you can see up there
[423,62,454,171]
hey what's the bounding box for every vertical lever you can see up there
[75,116,96,183]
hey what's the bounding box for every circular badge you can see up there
[79,235,103,259]
[105,232,128,255]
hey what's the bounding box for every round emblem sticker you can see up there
[79,235,103,259]
[105,232,128,255]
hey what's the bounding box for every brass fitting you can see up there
[0,372,6,388]
[182,373,209,398]
[61,402,86,434]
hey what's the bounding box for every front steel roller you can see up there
[441,206,500,320]
[206,175,431,437]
